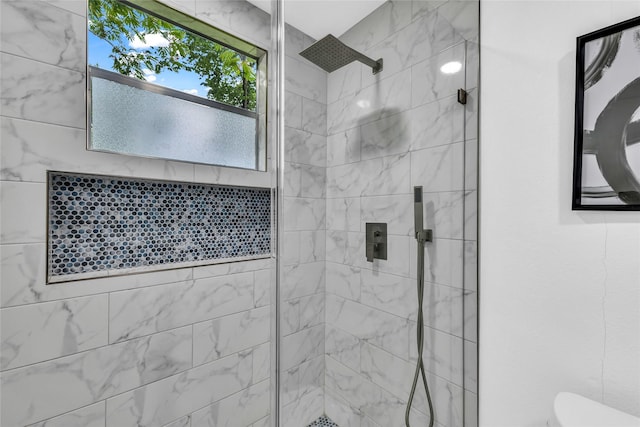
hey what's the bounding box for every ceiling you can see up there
[247,0,386,40]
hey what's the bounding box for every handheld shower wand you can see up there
[406,186,434,427]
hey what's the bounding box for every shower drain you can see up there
[306,416,339,427]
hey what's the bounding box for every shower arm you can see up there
[352,51,383,74]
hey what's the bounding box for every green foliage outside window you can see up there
[88,0,258,110]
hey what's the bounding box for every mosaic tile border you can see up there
[47,171,271,283]
[306,416,339,427]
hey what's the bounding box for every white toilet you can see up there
[549,392,640,427]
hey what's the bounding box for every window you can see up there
[87,0,267,170]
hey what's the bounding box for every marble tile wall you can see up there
[322,1,479,426]
[0,1,278,426]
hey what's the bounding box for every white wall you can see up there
[480,1,640,426]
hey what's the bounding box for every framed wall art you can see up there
[573,16,640,210]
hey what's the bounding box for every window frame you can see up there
[86,0,268,171]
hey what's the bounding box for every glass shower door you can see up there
[275,1,479,426]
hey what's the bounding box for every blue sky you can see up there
[88,31,206,98]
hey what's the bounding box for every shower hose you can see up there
[405,231,435,427]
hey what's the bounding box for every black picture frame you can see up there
[572,16,640,211]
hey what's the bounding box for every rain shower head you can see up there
[299,34,383,74]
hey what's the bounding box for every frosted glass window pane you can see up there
[90,76,258,170]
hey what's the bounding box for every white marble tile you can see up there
[282,231,300,266]
[281,386,323,427]
[1,327,192,427]
[162,415,191,427]
[252,415,271,427]
[327,62,362,104]
[285,23,314,58]
[299,164,326,199]
[193,306,269,366]
[40,0,88,17]
[327,69,412,135]
[327,153,410,198]
[412,0,447,19]
[193,164,270,188]
[252,341,270,384]
[360,111,411,161]
[340,1,413,54]
[422,282,465,337]
[411,142,465,192]
[0,117,79,182]
[285,55,327,103]
[346,342,463,426]
[285,128,327,167]
[327,127,361,167]
[0,1,86,72]
[360,269,416,319]
[327,197,361,232]
[1,245,197,309]
[285,91,302,129]
[190,379,269,427]
[192,258,271,280]
[406,7,464,67]
[299,230,325,264]
[422,191,465,240]
[1,294,108,371]
[106,351,252,427]
[326,294,408,359]
[109,272,254,342]
[328,231,410,277]
[325,325,361,373]
[0,117,198,185]
[326,261,361,301]
[408,324,464,386]
[298,293,324,330]
[437,0,480,41]
[325,389,363,427]
[1,53,85,128]
[26,402,105,427]
[281,298,299,336]
[411,42,466,108]
[410,237,464,287]
[325,231,364,267]
[464,138,478,190]
[253,268,271,307]
[302,97,327,136]
[281,324,324,371]
[297,355,324,398]
[0,181,46,244]
[195,0,270,49]
[283,162,301,199]
[410,95,465,150]
[325,355,406,427]
[281,261,324,301]
[372,234,411,277]
[282,197,325,231]
[360,194,412,236]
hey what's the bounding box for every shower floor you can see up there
[306,415,339,427]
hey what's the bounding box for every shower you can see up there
[299,34,383,74]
